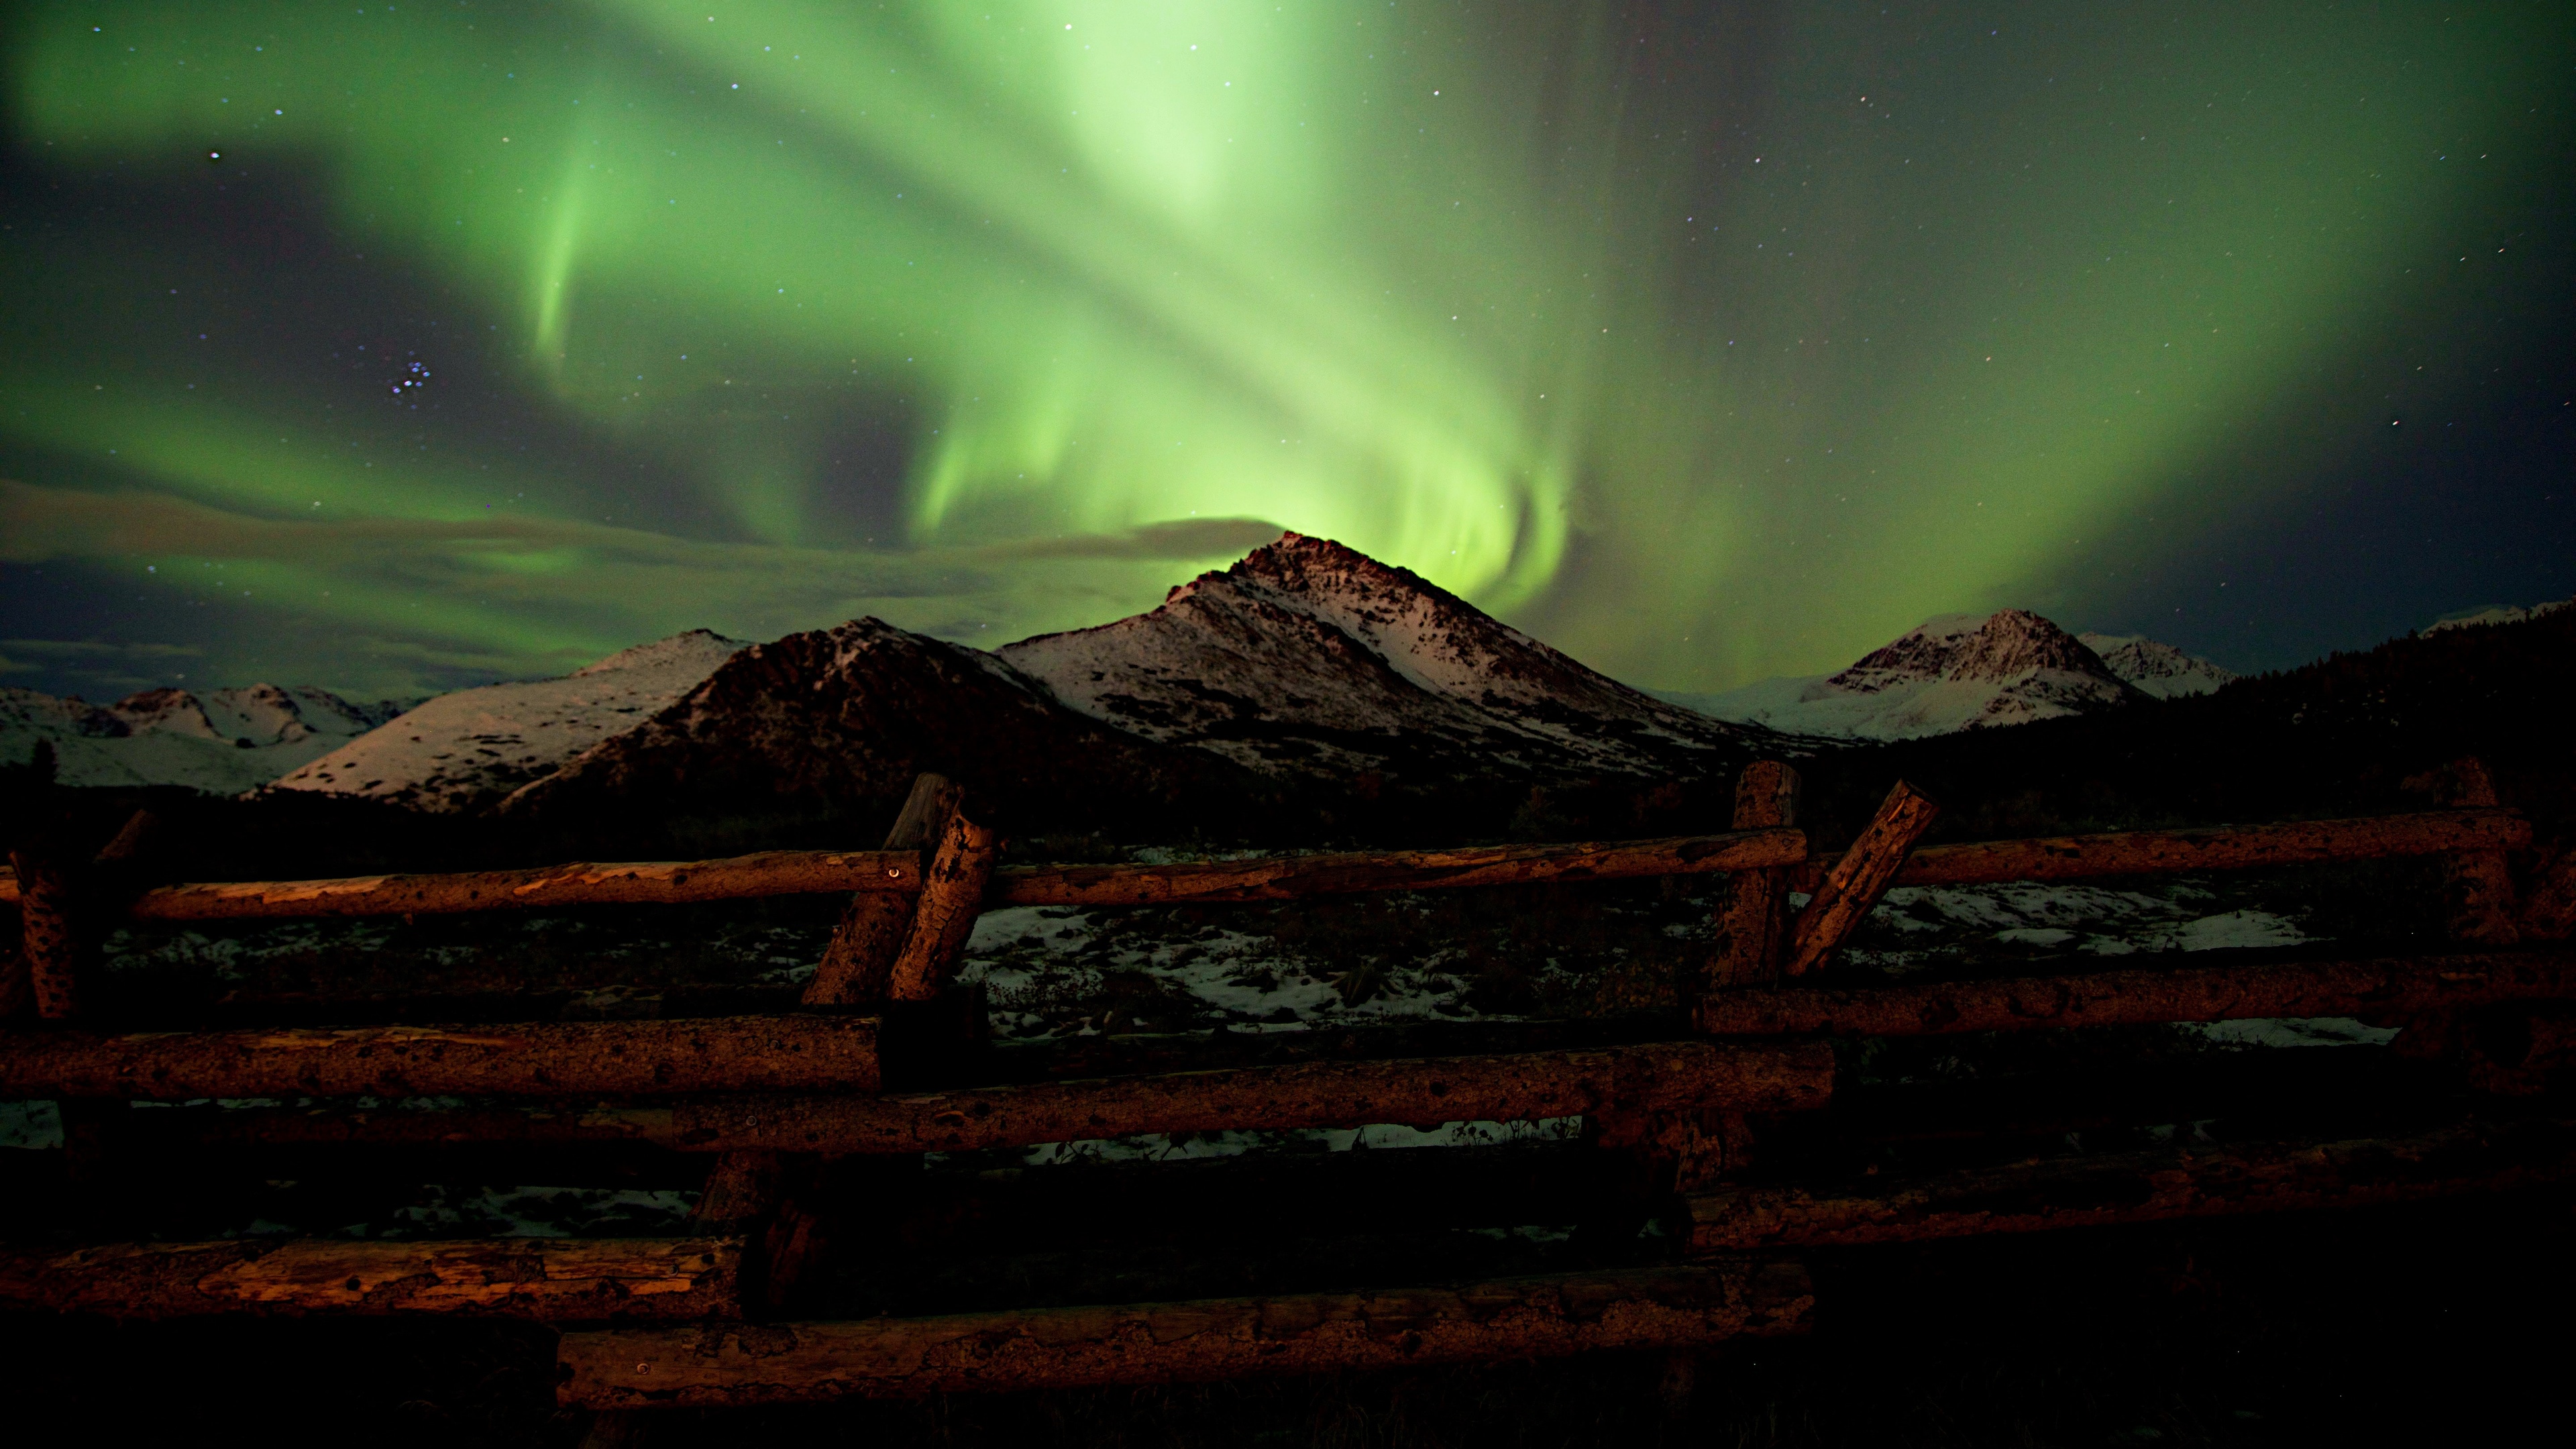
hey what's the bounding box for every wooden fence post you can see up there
[8,847,79,1020]
[1784,781,1941,978]
[2426,759,2519,945]
[1710,762,1801,990]
[0,901,27,1022]
[804,774,961,1007]
[885,811,1001,1002]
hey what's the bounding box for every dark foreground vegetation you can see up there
[0,1191,2566,1446]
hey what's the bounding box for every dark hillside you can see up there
[1788,606,2576,851]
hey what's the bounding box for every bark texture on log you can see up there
[2523,845,2576,943]
[7,849,79,1019]
[1784,782,1941,977]
[1695,949,2576,1038]
[0,830,1808,921]
[886,812,1000,1002]
[1799,808,2530,892]
[658,1041,1833,1156]
[0,904,28,1022]
[804,773,959,1008]
[994,828,1806,907]
[558,1259,1813,1407]
[0,1013,881,1099]
[0,1236,740,1320]
[1688,1118,2576,1249]
[62,850,922,922]
[1711,764,1800,989]
[2426,761,2520,945]
[166,1040,1829,1155]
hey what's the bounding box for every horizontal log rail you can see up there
[995,829,1805,906]
[0,810,2520,924]
[0,1014,882,1100]
[557,1258,1812,1407]
[108,1040,1834,1156]
[0,1236,741,1320]
[1693,949,2576,1038]
[0,828,1806,922]
[1794,808,2528,892]
[1688,1117,2576,1250]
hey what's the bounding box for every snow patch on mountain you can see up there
[1669,610,2145,741]
[996,532,1758,780]
[2425,596,2572,634]
[263,630,746,813]
[2077,633,2237,699]
[0,683,411,793]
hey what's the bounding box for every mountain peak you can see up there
[998,535,1758,781]
[2077,633,2237,699]
[1831,608,2112,694]
[1678,608,2148,741]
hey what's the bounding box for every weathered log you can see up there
[0,811,2526,923]
[1695,949,2576,1038]
[35,850,924,922]
[1711,763,1801,989]
[993,828,1807,907]
[887,812,1000,1002]
[8,849,80,1019]
[1687,1118,2576,1250]
[557,1258,1813,1407]
[0,830,1807,922]
[659,1040,1831,1155]
[2428,761,2520,945]
[1784,782,1941,977]
[145,1040,1833,1157]
[0,1236,739,1320]
[1797,808,2530,891]
[0,904,28,1022]
[0,1013,881,1100]
[805,773,960,1008]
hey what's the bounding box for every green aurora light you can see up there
[1,2,2567,696]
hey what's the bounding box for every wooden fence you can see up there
[3,763,2573,1416]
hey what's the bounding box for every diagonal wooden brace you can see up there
[804,774,962,1008]
[886,810,1000,1003]
[1784,780,1941,977]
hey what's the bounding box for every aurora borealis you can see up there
[3,2,2569,702]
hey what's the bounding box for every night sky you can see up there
[3,1,2569,703]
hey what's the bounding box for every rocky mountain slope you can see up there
[263,631,745,813]
[2076,633,2238,700]
[494,618,1256,846]
[0,682,409,793]
[996,533,1764,782]
[1670,610,2156,741]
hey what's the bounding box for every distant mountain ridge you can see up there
[2076,633,2239,700]
[2426,596,2571,634]
[1665,610,2237,741]
[0,682,410,793]
[264,631,747,813]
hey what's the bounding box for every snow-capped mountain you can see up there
[2425,597,2571,634]
[994,533,1764,782]
[495,618,1248,836]
[263,631,746,814]
[2077,633,2237,700]
[0,682,410,793]
[1670,610,2149,741]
